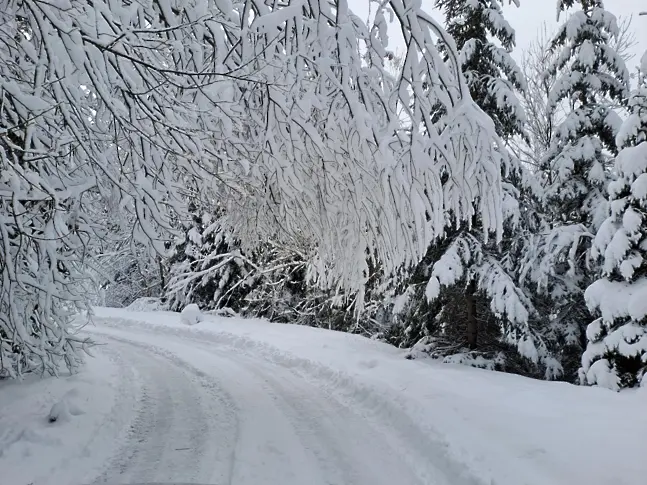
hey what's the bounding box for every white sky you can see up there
[349,0,647,70]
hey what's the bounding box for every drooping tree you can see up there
[1,0,509,377]
[1,0,243,376]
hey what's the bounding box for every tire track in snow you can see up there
[165,333,480,485]
[90,335,239,485]
[89,321,485,485]
[232,352,427,485]
[109,336,343,485]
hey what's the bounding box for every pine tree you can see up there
[388,0,562,378]
[436,0,526,139]
[166,209,254,313]
[544,0,629,229]
[582,53,647,390]
[521,0,630,380]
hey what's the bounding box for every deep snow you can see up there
[1,307,645,485]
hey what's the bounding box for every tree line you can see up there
[1,0,645,390]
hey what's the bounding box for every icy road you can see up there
[1,308,646,485]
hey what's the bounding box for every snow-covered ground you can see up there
[1,308,645,485]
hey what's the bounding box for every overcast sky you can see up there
[349,0,646,71]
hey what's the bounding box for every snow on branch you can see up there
[0,0,507,375]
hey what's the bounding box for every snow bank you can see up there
[0,350,134,485]
[93,307,647,485]
[181,303,203,325]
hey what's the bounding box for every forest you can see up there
[1,0,646,391]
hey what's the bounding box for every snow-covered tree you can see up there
[518,0,631,380]
[514,16,634,175]
[518,0,633,381]
[88,189,166,308]
[582,52,647,390]
[1,0,237,376]
[241,244,387,334]
[512,14,638,379]
[95,244,164,308]
[224,0,510,296]
[436,0,526,139]
[543,1,629,225]
[166,209,254,313]
[386,0,563,378]
[1,0,509,377]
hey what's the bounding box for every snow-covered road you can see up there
[2,308,646,485]
[88,324,472,485]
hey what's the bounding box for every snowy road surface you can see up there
[2,308,646,485]
[88,328,460,485]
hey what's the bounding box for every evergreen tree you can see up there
[166,208,254,313]
[436,0,526,139]
[388,0,561,378]
[544,0,629,229]
[582,52,647,390]
[522,0,630,380]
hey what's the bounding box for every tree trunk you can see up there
[158,256,166,291]
[466,280,477,350]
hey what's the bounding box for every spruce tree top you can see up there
[436,0,526,139]
[543,0,629,229]
[551,0,628,114]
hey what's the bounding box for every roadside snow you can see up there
[125,297,167,312]
[2,307,646,485]
[0,348,138,485]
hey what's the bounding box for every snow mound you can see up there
[125,297,167,312]
[48,389,85,423]
[48,400,71,423]
[181,304,203,325]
